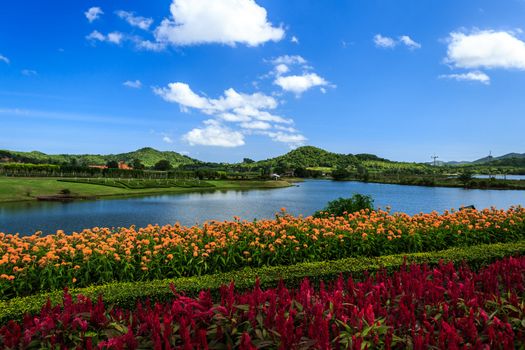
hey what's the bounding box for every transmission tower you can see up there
[431,154,439,167]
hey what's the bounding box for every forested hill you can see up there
[251,146,390,168]
[0,147,198,168]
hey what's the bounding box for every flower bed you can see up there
[1,256,524,349]
[1,207,524,298]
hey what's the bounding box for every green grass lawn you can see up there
[0,177,292,202]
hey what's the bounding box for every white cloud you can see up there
[183,120,245,147]
[374,34,397,48]
[162,135,174,143]
[439,71,490,84]
[274,73,328,95]
[0,54,9,64]
[86,30,106,42]
[123,80,142,88]
[264,131,306,146]
[85,7,103,22]
[153,83,283,121]
[291,36,299,44]
[240,120,272,130]
[154,81,307,147]
[271,55,306,66]
[446,30,525,70]
[399,35,421,49]
[275,63,289,75]
[374,34,421,50]
[116,10,153,30]
[21,69,37,76]
[107,32,124,44]
[135,40,167,52]
[154,82,211,109]
[154,0,284,47]
[86,31,123,44]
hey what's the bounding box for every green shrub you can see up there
[314,194,374,217]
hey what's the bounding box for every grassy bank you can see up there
[0,177,292,203]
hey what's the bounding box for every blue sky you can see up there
[1,0,525,163]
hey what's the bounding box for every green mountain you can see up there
[473,153,525,165]
[254,146,359,168]
[0,147,198,168]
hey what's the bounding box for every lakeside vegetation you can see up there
[2,146,525,192]
[0,177,292,203]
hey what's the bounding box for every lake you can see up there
[0,179,523,235]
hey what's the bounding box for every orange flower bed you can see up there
[1,207,524,299]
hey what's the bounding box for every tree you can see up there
[106,160,119,169]
[356,164,369,182]
[130,158,145,170]
[458,171,474,187]
[313,194,374,218]
[243,158,255,164]
[331,167,351,180]
[153,159,172,171]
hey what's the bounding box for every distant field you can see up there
[0,177,292,202]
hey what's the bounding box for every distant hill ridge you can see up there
[0,146,523,168]
[0,147,198,168]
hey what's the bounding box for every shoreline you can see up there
[0,177,295,204]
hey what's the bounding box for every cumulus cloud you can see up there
[268,55,332,96]
[0,54,9,64]
[123,80,142,88]
[154,81,308,147]
[116,10,153,30]
[85,7,103,22]
[291,36,299,44]
[86,30,124,44]
[274,73,328,96]
[183,120,245,147]
[154,0,284,47]
[445,30,525,70]
[439,71,490,84]
[374,34,397,48]
[153,83,283,119]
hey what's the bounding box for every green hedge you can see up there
[1,240,524,324]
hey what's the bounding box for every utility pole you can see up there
[488,151,493,179]
[431,154,439,184]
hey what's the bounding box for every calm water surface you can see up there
[0,180,523,235]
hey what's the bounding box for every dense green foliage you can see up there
[313,194,374,217]
[1,240,523,324]
[0,147,197,168]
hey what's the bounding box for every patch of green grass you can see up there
[0,177,292,202]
